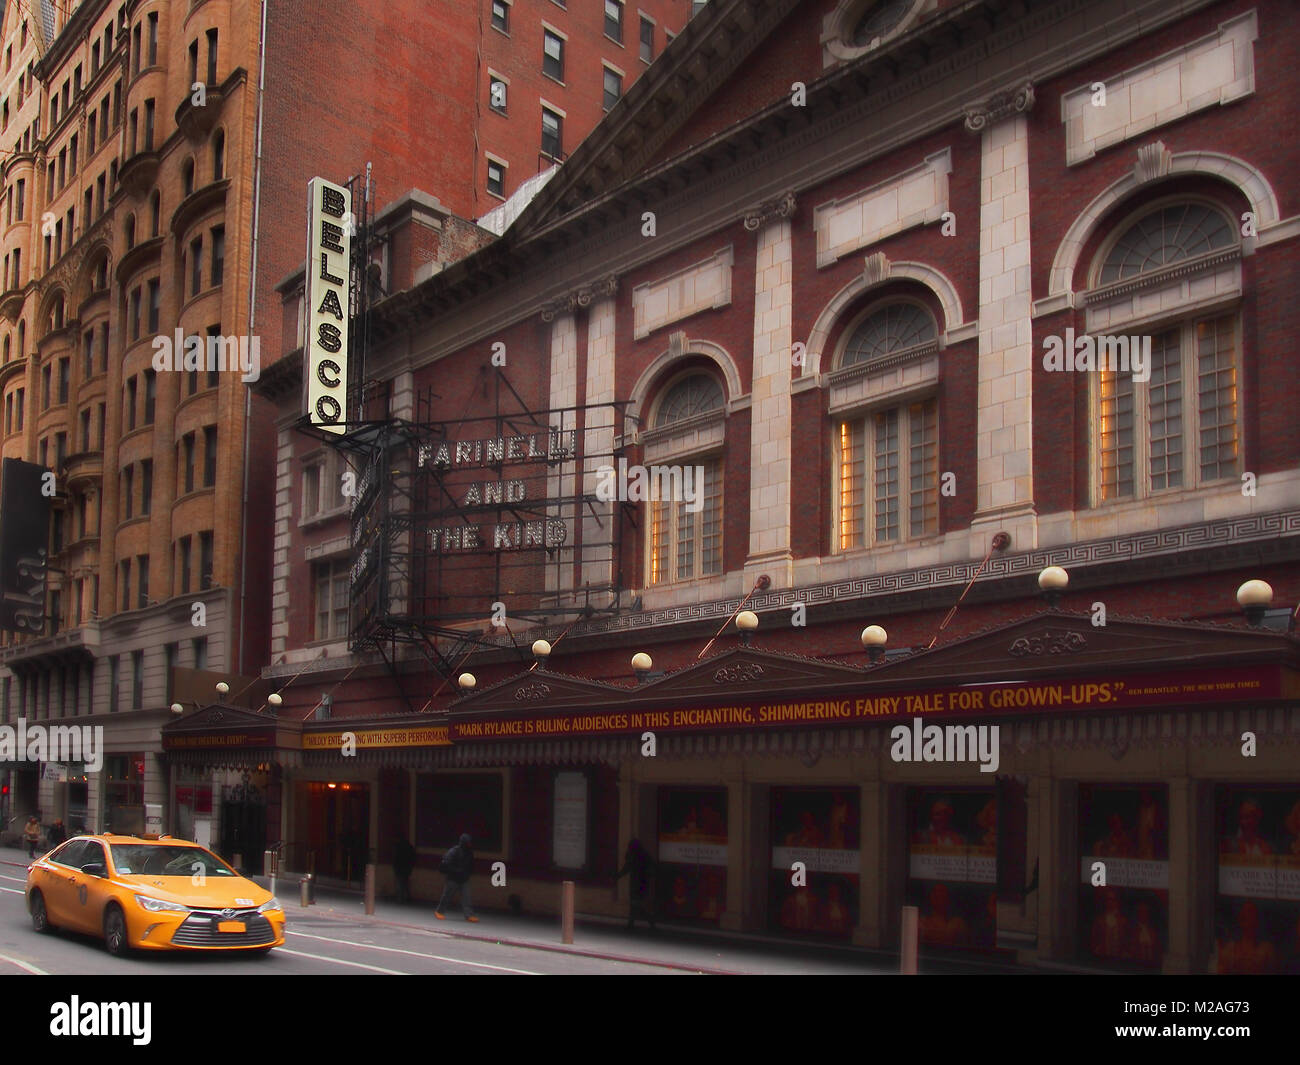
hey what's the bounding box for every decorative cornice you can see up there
[539,274,619,322]
[963,80,1035,132]
[1009,630,1088,657]
[742,190,797,232]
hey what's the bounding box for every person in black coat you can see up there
[46,819,67,848]
[435,833,478,922]
[615,838,656,930]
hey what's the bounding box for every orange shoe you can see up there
[467,916,480,923]
[435,911,446,920]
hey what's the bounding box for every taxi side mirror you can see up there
[81,862,108,877]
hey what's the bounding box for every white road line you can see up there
[0,950,48,975]
[275,947,407,974]
[286,929,538,974]
[0,886,25,894]
[0,873,28,883]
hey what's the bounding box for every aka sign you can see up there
[303,177,351,434]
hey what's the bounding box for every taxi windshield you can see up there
[108,844,239,878]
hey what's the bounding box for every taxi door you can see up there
[74,839,113,934]
[39,840,91,931]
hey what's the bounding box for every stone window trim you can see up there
[299,448,350,528]
[1040,149,1283,313]
[623,338,746,447]
[820,0,933,68]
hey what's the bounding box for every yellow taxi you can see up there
[26,833,285,956]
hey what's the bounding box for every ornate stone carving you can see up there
[668,330,687,358]
[862,252,890,287]
[963,81,1035,132]
[743,190,797,231]
[1008,630,1087,657]
[513,680,552,702]
[1134,140,1173,184]
[540,274,619,322]
[713,662,766,684]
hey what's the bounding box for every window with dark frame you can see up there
[603,67,622,110]
[604,0,624,43]
[487,158,505,198]
[640,17,654,61]
[491,1,509,33]
[543,30,564,80]
[541,108,562,159]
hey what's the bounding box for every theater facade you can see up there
[222,0,1300,973]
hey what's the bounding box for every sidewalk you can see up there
[267,877,1025,975]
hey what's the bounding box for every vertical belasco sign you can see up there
[304,177,351,434]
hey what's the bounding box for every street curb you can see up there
[295,905,745,975]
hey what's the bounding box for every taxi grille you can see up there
[169,909,275,947]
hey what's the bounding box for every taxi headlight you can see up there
[257,897,283,914]
[134,894,189,913]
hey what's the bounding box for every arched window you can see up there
[124,213,135,250]
[647,372,725,585]
[149,190,160,237]
[654,373,724,427]
[1098,203,1234,285]
[47,293,65,333]
[1091,202,1241,502]
[840,301,936,367]
[211,129,224,181]
[2,336,9,363]
[182,158,194,197]
[17,319,25,359]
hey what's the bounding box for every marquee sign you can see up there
[449,665,1295,742]
[303,177,352,434]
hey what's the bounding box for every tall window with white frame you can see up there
[1091,202,1240,503]
[647,373,724,585]
[833,302,939,549]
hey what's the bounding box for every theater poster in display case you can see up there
[769,787,860,937]
[1213,785,1300,974]
[1077,785,1168,968]
[656,787,727,922]
[906,788,998,950]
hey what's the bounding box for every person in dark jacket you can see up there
[615,838,656,930]
[435,833,478,922]
[392,835,416,904]
[46,820,67,848]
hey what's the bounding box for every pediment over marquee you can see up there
[636,646,867,702]
[162,702,282,734]
[868,611,1299,687]
[450,669,635,718]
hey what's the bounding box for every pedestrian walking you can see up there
[614,838,656,930]
[46,819,67,848]
[23,816,42,859]
[392,834,416,904]
[435,833,478,922]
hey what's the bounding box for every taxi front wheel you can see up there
[104,904,131,957]
[29,891,54,934]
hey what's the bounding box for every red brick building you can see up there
[213,0,1300,972]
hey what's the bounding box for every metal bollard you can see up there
[901,904,919,974]
[301,874,314,907]
[561,880,575,944]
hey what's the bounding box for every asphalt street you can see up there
[0,866,687,975]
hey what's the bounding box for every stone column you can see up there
[581,295,617,595]
[966,84,1038,554]
[268,425,294,660]
[544,311,578,602]
[744,193,796,588]
[854,778,885,948]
